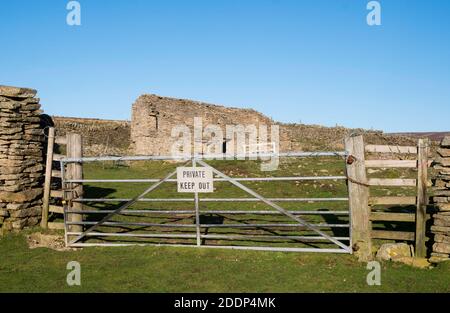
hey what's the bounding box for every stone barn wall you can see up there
[130,94,292,156]
[0,86,44,231]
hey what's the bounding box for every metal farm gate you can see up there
[59,152,352,253]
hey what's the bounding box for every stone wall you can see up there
[52,116,130,156]
[430,136,450,263]
[130,94,418,156]
[0,86,44,231]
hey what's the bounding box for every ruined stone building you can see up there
[130,94,290,156]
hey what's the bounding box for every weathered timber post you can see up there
[66,133,83,236]
[40,127,55,229]
[415,138,429,257]
[345,135,372,261]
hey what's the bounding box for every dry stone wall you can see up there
[0,86,44,231]
[52,116,130,156]
[130,94,418,156]
[430,136,450,263]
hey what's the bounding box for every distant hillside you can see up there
[388,132,450,142]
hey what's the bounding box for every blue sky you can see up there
[1,0,449,132]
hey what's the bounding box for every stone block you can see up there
[434,218,450,227]
[433,242,450,254]
[437,148,450,158]
[6,203,29,210]
[11,218,28,229]
[9,206,41,218]
[0,86,37,98]
[0,188,43,203]
[429,254,449,263]
[26,217,40,226]
[436,203,450,211]
[434,234,450,244]
[431,225,450,234]
[442,136,450,148]
[376,243,412,261]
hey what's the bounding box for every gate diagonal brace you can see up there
[67,160,191,246]
[196,159,351,252]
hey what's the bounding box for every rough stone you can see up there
[433,243,450,254]
[436,157,450,167]
[393,257,432,269]
[376,243,412,261]
[9,207,40,218]
[11,218,27,229]
[431,226,450,234]
[436,203,450,211]
[434,218,450,227]
[0,102,21,110]
[0,85,37,99]
[442,136,450,147]
[0,189,42,203]
[434,190,450,196]
[434,197,450,203]
[437,148,450,158]
[26,216,40,226]
[6,203,29,210]
[429,255,450,263]
[434,234,450,244]
[27,232,75,251]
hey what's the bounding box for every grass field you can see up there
[1,157,449,293]
[1,231,449,292]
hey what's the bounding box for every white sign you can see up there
[177,167,213,193]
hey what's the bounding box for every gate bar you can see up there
[68,242,350,254]
[65,176,347,183]
[66,232,350,241]
[65,210,350,215]
[67,161,190,246]
[74,197,349,202]
[197,159,350,252]
[66,221,349,228]
[61,151,347,163]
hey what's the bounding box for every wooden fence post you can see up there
[67,133,83,236]
[345,135,372,261]
[41,127,55,229]
[415,138,429,257]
